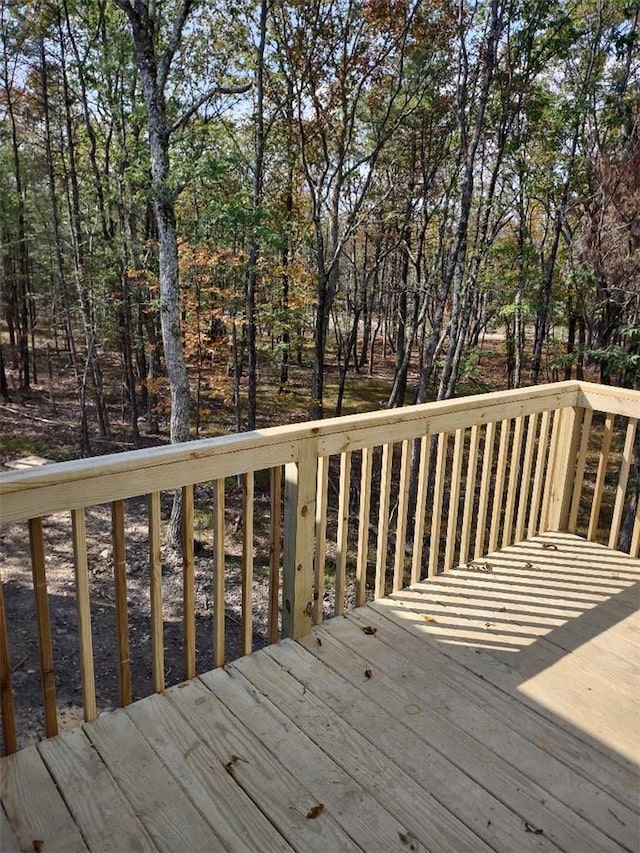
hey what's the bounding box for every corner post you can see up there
[282,437,318,639]
[547,406,584,531]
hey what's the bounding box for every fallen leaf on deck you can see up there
[224,753,247,775]
[484,622,494,628]
[499,606,506,612]
[399,830,419,849]
[361,626,377,635]
[524,562,534,568]
[423,615,437,622]
[541,543,558,550]
[364,668,372,679]
[316,637,322,646]
[307,803,324,819]
[524,821,544,834]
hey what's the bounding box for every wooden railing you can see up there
[1,380,638,753]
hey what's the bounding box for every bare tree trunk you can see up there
[39,34,88,453]
[58,18,111,441]
[246,0,268,429]
[113,0,193,541]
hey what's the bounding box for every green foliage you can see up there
[589,326,640,388]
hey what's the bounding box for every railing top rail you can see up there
[576,382,640,417]
[1,380,636,525]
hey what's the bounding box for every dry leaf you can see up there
[361,626,377,635]
[484,622,494,628]
[541,543,558,550]
[499,606,506,612]
[224,753,246,775]
[316,637,322,646]
[423,615,437,622]
[364,668,372,679]
[524,561,534,568]
[399,830,419,849]
[307,803,324,819]
[524,821,544,835]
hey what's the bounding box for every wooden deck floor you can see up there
[2,532,639,852]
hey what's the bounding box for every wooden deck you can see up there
[1,532,638,852]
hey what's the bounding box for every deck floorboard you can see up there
[1,532,638,852]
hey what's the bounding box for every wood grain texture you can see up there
[356,446,373,605]
[0,576,17,755]
[428,432,448,577]
[268,465,282,643]
[148,493,164,691]
[111,500,132,705]
[72,508,96,720]
[29,517,57,737]
[241,472,254,655]
[313,455,329,624]
[83,708,221,852]
[38,727,156,851]
[335,451,351,614]
[181,484,196,678]
[588,412,615,541]
[212,477,226,666]
[1,746,87,851]
[374,442,393,598]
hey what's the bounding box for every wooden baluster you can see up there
[213,479,226,666]
[182,484,196,679]
[502,416,525,548]
[444,429,464,571]
[0,577,18,754]
[71,508,96,720]
[111,500,131,706]
[241,472,254,656]
[587,413,615,541]
[375,443,393,598]
[515,412,539,542]
[474,421,496,560]
[148,493,164,692]
[29,518,57,738]
[313,456,329,624]
[608,417,638,550]
[335,452,352,615]
[631,499,640,559]
[459,425,480,566]
[282,438,317,639]
[568,408,593,534]
[528,410,551,536]
[268,466,282,644]
[428,433,448,577]
[356,446,373,606]
[488,420,510,553]
[411,434,431,585]
[393,440,411,592]
[540,410,562,533]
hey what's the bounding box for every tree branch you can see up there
[170,83,252,135]
[157,0,195,91]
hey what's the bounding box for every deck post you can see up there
[546,406,584,532]
[282,437,318,639]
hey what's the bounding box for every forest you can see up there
[1,0,639,457]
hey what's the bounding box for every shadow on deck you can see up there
[1,531,639,852]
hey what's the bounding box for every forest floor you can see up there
[0,329,563,750]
